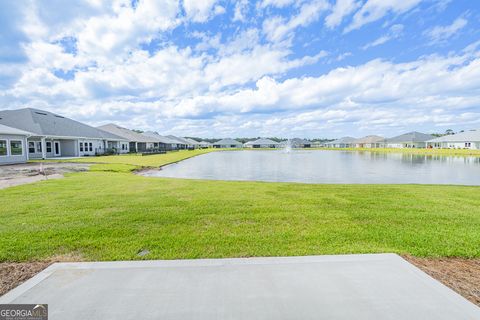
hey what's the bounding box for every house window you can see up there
[79,142,84,152]
[29,141,35,153]
[89,142,93,151]
[0,140,6,156]
[46,141,52,153]
[466,142,471,148]
[36,141,42,152]
[10,140,23,155]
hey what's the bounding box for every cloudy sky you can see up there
[0,0,479,138]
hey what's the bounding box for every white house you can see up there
[0,124,31,165]
[212,138,243,148]
[427,130,480,149]
[353,135,385,148]
[0,108,128,159]
[244,138,280,148]
[384,132,434,148]
[324,137,356,148]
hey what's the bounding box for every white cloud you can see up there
[263,1,329,42]
[259,0,296,9]
[345,0,422,33]
[233,0,249,22]
[361,24,404,50]
[182,0,222,23]
[325,0,361,29]
[424,17,468,44]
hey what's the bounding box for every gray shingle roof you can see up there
[427,129,480,142]
[354,135,385,144]
[98,124,159,143]
[326,136,357,145]
[0,108,124,140]
[142,131,181,144]
[0,124,32,136]
[386,131,434,143]
[213,138,242,145]
[244,138,279,145]
[165,135,189,145]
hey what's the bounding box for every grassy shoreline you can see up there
[1,150,480,262]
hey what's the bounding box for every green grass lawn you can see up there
[1,149,480,262]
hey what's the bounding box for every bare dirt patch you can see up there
[404,255,480,306]
[0,162,89,189]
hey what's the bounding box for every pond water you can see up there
[141,150,480,185]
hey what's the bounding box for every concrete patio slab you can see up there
[1,254,479,320]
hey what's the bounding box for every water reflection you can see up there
[141,150,480,185]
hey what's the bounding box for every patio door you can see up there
[54,141,61,156]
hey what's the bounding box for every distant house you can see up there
[142,131,180,151]
[183,138,202,149]
[98,124,164,152]
[324,137,356,148]
[165,135,190,149]
[212,138,243,148]
[353,135,384,148]
[244,138,280,148]
[0,124,31,165]
[0,108,128,159]
[384,132,434,148]
[197,141,212,148]
[427,130,480,149]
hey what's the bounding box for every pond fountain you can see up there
[283,139,292,153]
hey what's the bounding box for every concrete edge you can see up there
[395,255,480,311]
[0,263,61,303]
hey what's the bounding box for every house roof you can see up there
[354,135,385,144]
[142,131,181,144]
[291,138,311,145]
[98,124,159,143]
[427,130,480,143]
[165,135,190,145]
[0,124,32,136]
[183,138,201,145]
[386,131,434,143]
[245,138,279,145]
[213,138,242,145]
[326,136,356,145]
[0,108,124,140]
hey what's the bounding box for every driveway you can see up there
[1,254,479,320]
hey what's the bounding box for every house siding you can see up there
[0,134,28,165]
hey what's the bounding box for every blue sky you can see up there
[0,0,479,138]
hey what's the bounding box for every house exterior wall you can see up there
[0,134,28,165]
[428,141,480,149]
[385,142,427,148]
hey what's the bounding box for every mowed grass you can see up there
[1,149,479,261]
[48,148,218,167]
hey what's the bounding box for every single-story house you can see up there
[98,124,168,152]
[244,138,280,148]
[426,130,480,149]
[212,138,243,148]
[142,131,181,151]
[324,137,356,148]
[384,132,434,148]
[353,135,385,148]
[0,108,128,159]
[0,124,32,165]
[197,141,212,148]
[183,138,202,149]
[165,135,190,149]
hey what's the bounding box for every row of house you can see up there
[324,131,480,150]
[0,108,205,165]
[2,108,479,165]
